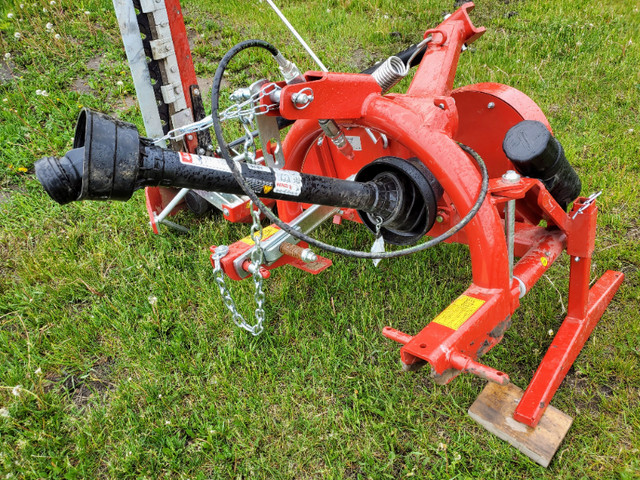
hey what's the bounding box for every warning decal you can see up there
[179,152,231,173]
[273,170,302,196]
[431,295,486,331]
[239,225,280,245]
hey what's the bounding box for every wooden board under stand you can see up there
[468,382,573,468]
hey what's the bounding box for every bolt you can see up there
[488,102,495,109]
[170,66,177,73]
[197,148,205,155]
[574,256,580,262]
[223,208,230,216]
[300,248,318,263]
[317,137,324,146]
[186,134,194,141]
[438,103,445,109]
[193,88,200,96]
[436,215,444,223]
[502,170,521,184]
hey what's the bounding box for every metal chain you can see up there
[152,83,280,145]
[211,202,267,336]
[204,78,277,336]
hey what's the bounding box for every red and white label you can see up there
[273,170,302,196]
[179,152,231,173]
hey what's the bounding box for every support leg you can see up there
[513,270,624,427]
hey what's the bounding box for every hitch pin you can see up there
[242,260,271,279]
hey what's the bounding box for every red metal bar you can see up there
[164,0,199,153]
[513,270,624,427]
[382,326,413,345]
[450,352,510,385]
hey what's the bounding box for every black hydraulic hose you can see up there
[211,40,489,259]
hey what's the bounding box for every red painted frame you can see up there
[146,1,622,429]
[218,3,621,428]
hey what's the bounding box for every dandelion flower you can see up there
[0,408,9,418]
[11,386,21,397]
[547,329,554,336]
[84,11,91,15]
[148,295,158,305]
[4,53,10,59]
[46,22,53,31]
[2,98,8,102]
[42,7,48,13]
[14,32,21,39]
[116,80,124,86]
[35,367,42,375]
[50,0,56,4]
[54,34,61,40]
[20,4,24,8]
[17,167,28,173]
[165,420,171,425]
[7,13,14,19]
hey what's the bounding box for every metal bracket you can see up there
[232,204,339,279]
[251,80,286,168]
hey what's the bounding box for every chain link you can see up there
[211,202,267,336]
[175,80,275,335]
[152,83,281,146]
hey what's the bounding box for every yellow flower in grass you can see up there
[17,167,28,172]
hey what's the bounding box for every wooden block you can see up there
[468,382,573,468]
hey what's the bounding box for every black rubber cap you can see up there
[503,120,581,210]
[502,120,561,177]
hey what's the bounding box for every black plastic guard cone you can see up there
[35,109,140,204]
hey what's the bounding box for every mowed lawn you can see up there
[1,0,639,478]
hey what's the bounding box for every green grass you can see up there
[1,0,639,478]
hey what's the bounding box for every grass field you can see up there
[1,0,639,478]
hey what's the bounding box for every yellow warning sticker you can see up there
[239,225,280,245]
[431,295,486,331]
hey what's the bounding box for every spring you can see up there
[371,56,409,94]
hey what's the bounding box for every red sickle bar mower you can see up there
[34,1,623,467]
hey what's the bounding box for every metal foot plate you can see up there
[468,382,573,468]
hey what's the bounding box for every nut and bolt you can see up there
[438,103,445,109]
[300,248,318,263]
[222,208,230,216]
[502,170,521,184]
[488,102,495,109]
